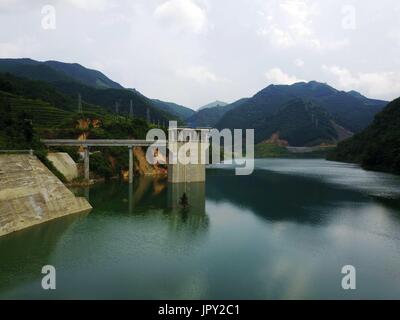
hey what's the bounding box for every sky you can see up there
[1,0,400,109]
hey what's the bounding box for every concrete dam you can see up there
[0,154,92,237]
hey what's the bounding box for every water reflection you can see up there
[73,178,209,238]
[166,182,208,236]
[168,182,206,214]
[206,169,397,225]
[0,213,86,296]
[2,160,400,299]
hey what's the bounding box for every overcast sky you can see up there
[1,0,400,109]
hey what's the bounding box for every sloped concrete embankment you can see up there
[47,152,78,182]
[0,154,92,237]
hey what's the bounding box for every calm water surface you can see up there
[1,159,400,299]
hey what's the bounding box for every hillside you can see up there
[0,72,166,179]
[217,81,387,146]
[52,80,173,124]
[328,97,400,175]
[188,98,248,127]
[0,58,123,89]
[0,58,190,123]
[0,59,186,124]
[198,100,228,111]
[44,60,124,89]
[254,99,338,146]
[150,99,195,121]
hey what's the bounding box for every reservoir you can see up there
[1,159,400,299]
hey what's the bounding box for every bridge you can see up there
[42,127,209,184]
[42,139,167,184]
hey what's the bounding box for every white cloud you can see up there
[1,0,399,105]
[294,58,305,67]
[258,0,348,50]
[322,65,400,99]
[0,42,20,57]
[177,65,228,84]
[154,0,207,34]
[0,37,40,58]
[63,0,111,11]
[0,0,18,8]
[265,68,305,85]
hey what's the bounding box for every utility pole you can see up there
[146,107,151,123]
[78,93,82,113]
[130,100,133,118]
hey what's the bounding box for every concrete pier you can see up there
[168,128,210,183]
[84,147,90,181]
[129,146,134,184]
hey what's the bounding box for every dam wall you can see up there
[0,154,92,237]
[47,152,79,182]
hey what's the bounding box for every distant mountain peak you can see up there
[347,90,366,99]
[198,100,228,111]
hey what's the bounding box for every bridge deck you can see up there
[41,139,167,147]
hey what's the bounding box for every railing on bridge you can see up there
[41,139,167,147]
[41,139,166,184]
[0,150,34,155]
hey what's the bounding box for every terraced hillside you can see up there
[0,91,71,127]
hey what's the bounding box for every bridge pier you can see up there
[83,146,90,181]
[129,146,133,184]
[168,128,209,183]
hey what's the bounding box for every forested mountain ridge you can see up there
[0,58,123,89]
[0,72,173,125]
[0,58,194,122]
[328,97,400,175]
[216,81,387,146]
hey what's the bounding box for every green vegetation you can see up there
[0,58,191,125]
[216,81,386,146]
[0,69,166,181]
[52,80,174,124]
[0,104,41,150]
[328,97,400,174]
[151,99,195,121]
[35,149,67,183]
[0,92,71,128]
[255,144,289,158]
[47,115,156,179]
[0,58,123,89]
[254,143,335,159]
[0,106,67,181]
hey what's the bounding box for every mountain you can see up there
[0,58,193,123]
[0,72,161,180]
[0,71,174,129]
[198,100,228,111]
[51,80,174,124]
[0,59,186,123]
[187,98,248,127]
[0,72,110,127]
[217,81,387,146]
[0,58,123,89]
[150,99,195,121]
[44,60,123,89]
[0,58,72,83]
[328,97,400,175]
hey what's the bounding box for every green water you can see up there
[1,159,400,299]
